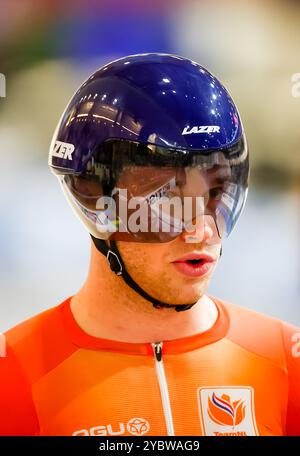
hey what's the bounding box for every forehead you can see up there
[117,162,230,184]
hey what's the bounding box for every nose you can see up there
[181,217,214,244]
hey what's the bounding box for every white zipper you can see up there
[151,342,175,436]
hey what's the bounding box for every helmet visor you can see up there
[59,138,249,244]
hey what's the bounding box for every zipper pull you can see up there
[151,342,163,362]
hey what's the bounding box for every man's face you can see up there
[115,230,221,306]
[109,161,225,306]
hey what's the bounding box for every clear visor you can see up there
[59,138,249,244]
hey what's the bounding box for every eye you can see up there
[209,187,223,200]
[204,187,223,211]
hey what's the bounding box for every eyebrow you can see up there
[206,165,230,184]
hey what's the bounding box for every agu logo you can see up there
[72,417,150,436]
[127,418,150,436]
[198,386,258,436]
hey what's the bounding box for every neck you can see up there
[70,246,218,344]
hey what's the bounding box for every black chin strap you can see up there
[90,235,209,312]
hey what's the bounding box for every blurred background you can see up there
[0,0,299,332]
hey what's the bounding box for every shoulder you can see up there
[0,297,75,435]
[5,299,66,350]
[211,296,300,435]
[4,299,73,375]
[210,294,300,368]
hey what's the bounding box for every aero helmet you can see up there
[49,53,249,311]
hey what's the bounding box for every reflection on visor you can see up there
[60,137,249,244]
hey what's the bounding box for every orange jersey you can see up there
[0,295,300,436]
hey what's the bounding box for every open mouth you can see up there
[172,256,214,277]
[185,259,204,265]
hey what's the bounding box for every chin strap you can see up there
[90,235,204,312]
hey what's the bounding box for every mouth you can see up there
[173,253,215,263]
[171,254,215,278]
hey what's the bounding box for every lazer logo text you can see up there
[52,141,75,160]
[182,125,220,135]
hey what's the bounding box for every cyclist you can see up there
[1,53,299,436]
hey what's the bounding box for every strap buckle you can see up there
[107,249,123,276]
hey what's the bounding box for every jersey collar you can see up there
[60,294,229,356]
